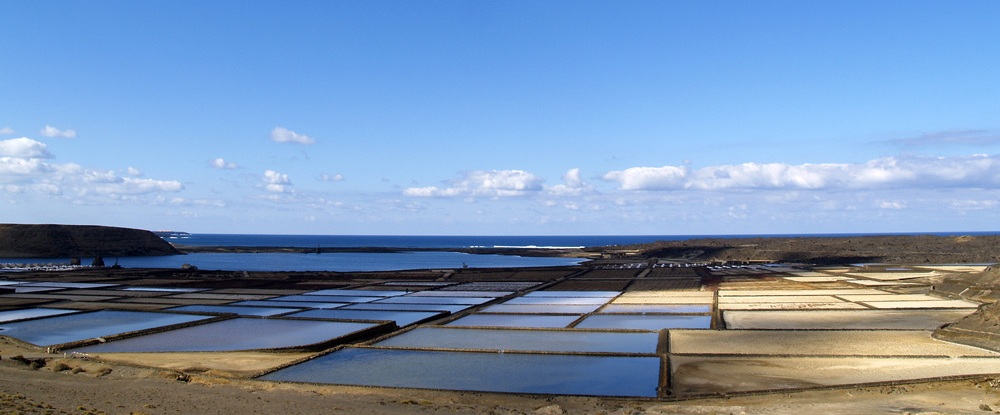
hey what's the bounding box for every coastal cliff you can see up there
[0,224,179,258]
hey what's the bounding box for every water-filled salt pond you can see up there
[374,296,495,305]
[260,347,661,397]
[479,304,602,314]
[600,304,711,314]
[72,318,381,352]
[0,307,79,323]
[340,303,470,313]
[375,327,660,353]
[285,309,445,327]
[0,310,211,347]
[446,314,581,328]
[575,314,711,330]
[167,305,301,317]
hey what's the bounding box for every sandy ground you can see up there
[3,337,1000,415]
[4,361,1000,415]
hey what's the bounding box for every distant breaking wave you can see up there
[486,245,586,249]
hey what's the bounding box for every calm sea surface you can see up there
[4,232,997,272]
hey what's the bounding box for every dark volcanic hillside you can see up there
[633,235,1000,265]
[0,224,179,258]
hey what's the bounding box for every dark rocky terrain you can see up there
[633,234,1000,265]
[0,224,179,258]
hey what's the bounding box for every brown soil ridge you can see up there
[0,223,179,258]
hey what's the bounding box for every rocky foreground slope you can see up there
[0,224,179,258]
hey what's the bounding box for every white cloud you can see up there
[602,155,1000,191]
[270,127,314,145]
[601,165,688,190]
[878,200,907,210]
[210,157,239,169]
[0,127,14,135]
[547,168,594,196]
[263,169,292,193]
[318,173,345,182]
[92,177,184,195]
[0,157,51,178]
[0,137,183,200]
[40,125,76,138]
[404,170,544,198]
[0,137,53,159]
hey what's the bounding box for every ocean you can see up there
[4,232,997,273]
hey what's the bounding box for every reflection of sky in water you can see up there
[479,304,602,314]
[0,310,210,346]
[269,295,380,303]
[285,309,444,327]
[261,347,660,397]
[167,305,300,317]
[340,303,470,313]
[377,327,659,353]
[600,304,712,314]
[576,314,711,330]
[375,296,494,305]
[0,308,79,323]
[502,296,611,306]
[230,300,344,309]
[446,314,580,328]
[523,291,620,298]
[72,318,378,352]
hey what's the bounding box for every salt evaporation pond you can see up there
[524,291,621,298]
[285,309,445,327]
[480,304,603,314]
[600,304,712,314]
[0,308,79,323]
[167,305,301,317]
[270,295,381,303]
[306,289,410,297]
[446,314,580,328]
[502,296,612,306]
[230,300,346,309]
[375,327,660,354]
[73,318,380,352]
[576,314,711,330]
[260,347,661,397]
[374,296,495,305]
[341,303,470,313]
[0,310,211,347]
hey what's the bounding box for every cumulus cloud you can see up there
[263,169,292,193]
[404,169,543,198]
[0,137,182,198]
[318,173,345,182]
[92,177,184,195]
[0,127,14,135]
[270,127,314,145]
[39,125,76,138]
[210,157,239,169]
[0,137,53,159]
[602,155,1000,191]
[547,168,594,195]
[601,165,688,190]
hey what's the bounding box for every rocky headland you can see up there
[0,224,179,258]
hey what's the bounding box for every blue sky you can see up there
[2,1,999,235]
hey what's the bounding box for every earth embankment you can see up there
[0,224,179,258]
